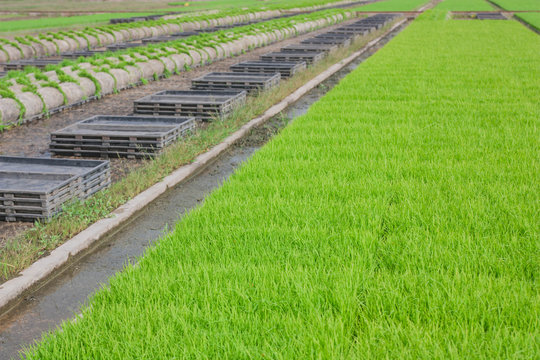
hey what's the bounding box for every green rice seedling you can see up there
[490,0,540,30]
[516,12,540,30]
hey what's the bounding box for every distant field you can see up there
[0,13,156,34]
[490,0,540,10]
[434,0,494,11]
[516,12,540,30]
[356,0,430,11]
[0,0,172,12]
[490,0,540,30]
[168,0,358,11]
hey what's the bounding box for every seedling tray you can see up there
[331,27,371,35]
[259,51,324,65]
[230,61,306,78]
[134,90,246,120]
[0,156,110,222]
[191,72,281,93]
[314,33,356,40]
[50,115,196,158]
[301,37,352,46]
[280,43,338,54]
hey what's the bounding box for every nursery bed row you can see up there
[21,8,538,359]
[0,0,373,63]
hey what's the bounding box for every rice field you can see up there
[516,12,540,30]
[356,0,430,11]
[489,0,540,32]
[490,0,540,11]
[22,7,540,359]
[0,13,156,34]
[434,0,494,11]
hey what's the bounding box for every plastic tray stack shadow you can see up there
[0,157,110,222]
[133,90,247,120]
[50,115,196,159]
[191,72,281,94]
[230,61,306,78]
[260,52,325,65]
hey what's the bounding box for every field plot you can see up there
[435,0,494,11]
[516,12,540,29]
[490,0,540,10]
[0,13,157,34]
[356,0,430,11]
[24,9,539,359]
[490,0,540,29]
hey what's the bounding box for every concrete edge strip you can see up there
[0,18,408,313]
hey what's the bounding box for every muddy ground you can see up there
[0,18,358,246]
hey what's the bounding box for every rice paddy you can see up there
[434,0,494,11]
[489,0,540,29]
[356,0,430,11]
[0,13,157,34]
[21,6,540,359]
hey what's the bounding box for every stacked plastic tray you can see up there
[191,72,281,94]
[134,90,247,120]
[0,156,110,222]
[260,52,324,65]
[230,61,306,78]
[49,115,196,158]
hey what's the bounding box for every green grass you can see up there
[356,0,430,11]
[516,12,540,29]
[489,0,540,30]
[490,0,540,10]
[435,0,494,11]
[0,12,157,34]
[23,11,540,359]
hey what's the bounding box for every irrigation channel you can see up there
[0,18,408,358]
